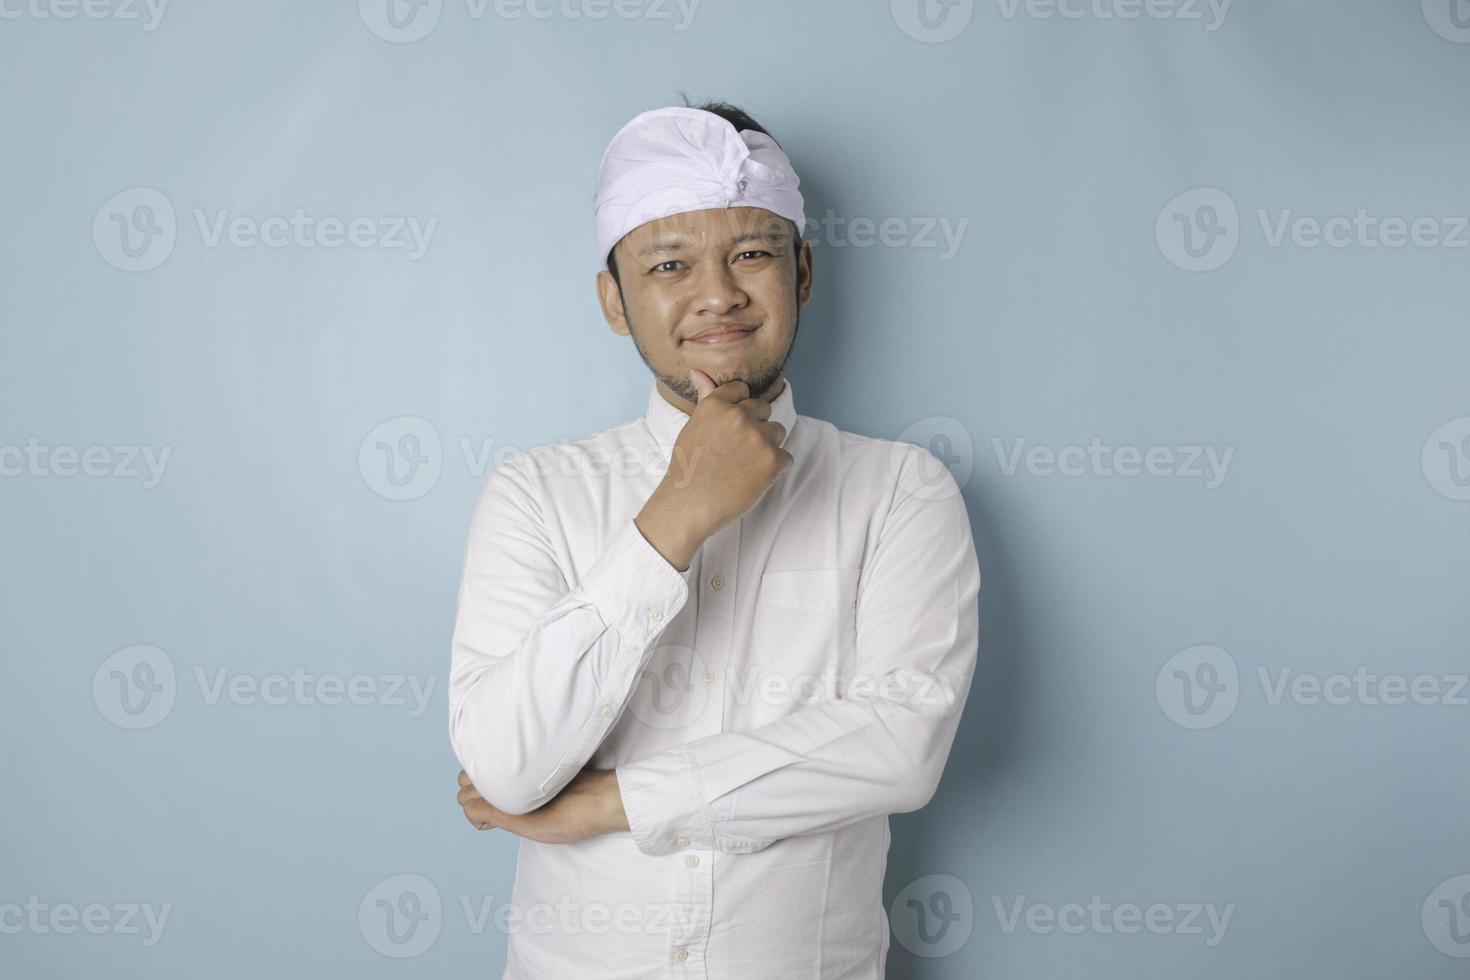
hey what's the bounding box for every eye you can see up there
[651,260,683,273]
[736,250,772,261]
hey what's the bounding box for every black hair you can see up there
[605,95,803,288]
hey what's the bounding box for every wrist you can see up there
[635,490,708,572]
[603,769,630,834]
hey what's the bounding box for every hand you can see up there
[456,768,630,844]
[635,369,793,570]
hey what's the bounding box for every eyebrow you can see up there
[635,230,789,258]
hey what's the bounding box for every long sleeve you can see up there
[614,445,981,856]
[448,454,694,816]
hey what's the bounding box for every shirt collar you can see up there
[645,376,797,455]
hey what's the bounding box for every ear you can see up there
[596,266,630,337]
[796,237,814,309]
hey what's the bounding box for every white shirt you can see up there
[448,377,981,979]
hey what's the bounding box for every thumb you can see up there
[689,369,715,403]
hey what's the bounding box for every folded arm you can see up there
[615,446,981,856]
[448,454,693,816]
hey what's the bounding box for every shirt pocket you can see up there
[744,568,859,721]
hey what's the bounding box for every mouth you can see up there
[685,323,758,345]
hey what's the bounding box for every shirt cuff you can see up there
[615,743,716,856]
[573,517,694,646]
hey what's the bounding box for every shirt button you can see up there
[702,669,714,682]
[684,854,700,868]
[675,948,689,961]
[648,608,663,621]
[600,705,613,718]
[710,575,724,590]
[675,836,690,848]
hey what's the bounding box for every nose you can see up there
[692,255,749,316]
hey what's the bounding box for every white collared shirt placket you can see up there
[661,493,741,976]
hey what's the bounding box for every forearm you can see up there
[450,515,692,815]
[616,650,975,854]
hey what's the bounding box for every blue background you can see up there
[3,0,1468,976]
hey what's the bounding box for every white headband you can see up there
[593,106,806,272]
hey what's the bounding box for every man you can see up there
[448,100,981,979]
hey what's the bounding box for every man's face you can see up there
[597,205,814,407]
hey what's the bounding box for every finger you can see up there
[457,769,471,788]
[689,369,715,403]
[756,420,787,445]
[464,806,498,830]
[462,796,500,827]
[702,377,750,405]
[458,784,484,806]
[738,398,772,422]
